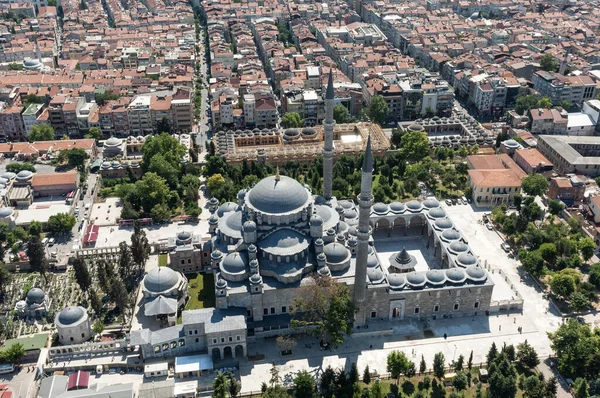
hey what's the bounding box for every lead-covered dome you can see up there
[367,268,385,284]
[26,288,45,305]
[247,175,309,214]
[323,243,350,265]
[456,253,478,267]
[144,267,180,293]
[222,252,247,273]
[465,266,486,282]
[57,306,85,325]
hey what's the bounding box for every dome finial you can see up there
[275,166,280,181]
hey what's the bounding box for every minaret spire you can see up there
[353,135,373,326]
[322,69,335,200]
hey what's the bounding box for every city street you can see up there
[195,29,210,163]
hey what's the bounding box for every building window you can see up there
[264,308,268,315]
[371,311,377,318]
[82,333,85,338]
[271,307,275,314]
[229,336,233,342]
[213,339,217,344]
[434,305,439,312]
[181,259,185,264]
[70,337,74,341]
[237,336,241,341]
[188,259,192,264]
[454,303,460,311]
[281,306,287,313]
[221,338,225,343]
[195,330,198,335]
[414,307,420,314]
[195,338,199,343]
[189,331,193,335]
[474,302,479,309]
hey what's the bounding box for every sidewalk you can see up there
[537,360,572,398]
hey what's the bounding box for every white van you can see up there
[41,238,49,245]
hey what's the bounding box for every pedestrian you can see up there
[499,325,501,331]
[514,317,516,323]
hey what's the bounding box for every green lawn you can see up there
[185,272,216,310]
[158,254,168,267]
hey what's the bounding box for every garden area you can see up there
[184,272,215,311]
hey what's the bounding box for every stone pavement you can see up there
[537,360,572,398]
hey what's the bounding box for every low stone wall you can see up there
[47,339,131,360]
[484,262,524,312]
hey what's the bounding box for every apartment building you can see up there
[243,93,278,129]
[548,176,585,205]
[0,103,26,141]
[528,108,567,135]
[171,88,193,134]
[532,71,596,104]
[127,96,153,135]
[99,99,130,138]
[22,104,47,136]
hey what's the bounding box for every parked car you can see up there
[451,198,458,205]
[48,238,55,246]
[501,242,511,252]
[486,223,494,230]
[461,196,467,204]
[445,199,453,206]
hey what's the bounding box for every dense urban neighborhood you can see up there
[2,0,600,397]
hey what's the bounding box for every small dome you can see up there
[408,123,424,132]
[338,200,354,210]
[16,170,33,180]
[0,207,14,218]
[389,202,405,213]
[372,203,389,215]
[446,268,467,284]
[442,229,461,242]
[465,266,486,282]
[284,128,299,137]
[423,198,440,209]
[222,252,247,274]
[243,221,257,232]
[344,209,358,219]
[310,214,323,226]
[448,241,469,254]
[317,265,331,277]
[217,202,239,217]
[406,200,422,212]
[211,249,223,260]
[209,214,219,224]
[434,218,453,230]
[249,259,258,268]
[26,288,45,305]
[57,306,85,326]
[388,273,406,289]
[144,267,180,293]
[503,139,519,148]
[249,273,262,284]
[456,253,478,267]
[24,58,41,68]
[105,136,122,146]
[428,207,446,219]
[237,189,247,200]
[302,127,317,136]
[323,243,350,265]
[315,238,324,246]
[177,231,192,242]
[216,278,227,289]
[426,270,446,285]
[406,272,426,287]
[367,268,385,284]
[367,254,379,268]
[1,172,16,180]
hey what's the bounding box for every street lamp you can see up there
[452,344,458,363]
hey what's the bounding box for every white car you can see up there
[501,242,511,252]
[486,223,494,230]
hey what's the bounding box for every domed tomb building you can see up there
[15,287,48,318]
[55,306,92,345]
[141,267,188,326]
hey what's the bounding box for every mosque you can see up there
[208,71,494,331]
[130,73,495,361]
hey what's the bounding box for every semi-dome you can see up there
[446,268,467,284]
[217,202,239,217]
[105,136,122,146]
[0,207,14,218]
[57,306,85,325]
[389,202,405,213]
[367,268,385,284]
[406,272,426,287]
[434,218,453,230]
[222,252,247,273]
[338,200,354,210]
[344,209,358,219]
[426,270,446,285]
[247,175,309,214]
[465,266,486,282]
[423,198,440,209]
[428,207,446,219]
[448,241,469,254]
[26,288,45,305]
[283,128,299,137]
[441,229,460,242]
[144,267,180,293]
[406,200,422,212]
[456,253,478,267]
[388,273,406,289]
[323,243,350,265]
[372,203,389,214]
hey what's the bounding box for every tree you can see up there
[156,117,172,134]
[387,350,411,380]
[130,221,150,270]
[275,335,297,355]
[46,213,76,234]
[390,129,403,148]
[94,91,120,106]
[579,237,596,263]
[548,318,599,378]
[333,104,351,124]
[281,112,303,128]
[455,354,464,372]
[227,372,240,398]
[570,291,590,312]
[28,124,55,142]
[92,319,104,334]
[433,352,445,379]
[117,241,135,290]
[89,288,103,314]
[453,372,468,391]
[516,340,539,369]
[520,374,545,398]
[400,130,430,162]
[291,275,357,348]
[521,174,549,197]
[540,53,558,72]
[539,243,558,265]
[573,378,589,398]
[142,133,187,175]
[516,95,541,115]
[349,362,359,384]
[420,354,427,374]
[468,350,473,370]
[294,370,316,398]
[545,377,558,398]
[28,221,42,237]
[207,173,226,193]
[487,355,518,398]
[0,263,11,294]
[269,362,281,387]
[519,249,545,277]
[27,236,48,282]
[5,343,25,363]
[363,365,371,384]
[550,272,577,298]
[548,200,565,215]
[487,342,499,368]
[72,257,92,292]
[85,127,102,141]
[212,372,227,398]
[135,173,171,214]
[5,162,36,173]
[66,148,89,170]
[369,96,389,125]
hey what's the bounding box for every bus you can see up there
[0,363,14,374]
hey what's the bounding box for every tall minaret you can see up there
[322,69,335,200]
[353,135,373,326]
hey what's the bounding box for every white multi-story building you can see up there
[127,96,153,135]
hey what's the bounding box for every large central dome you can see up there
[247,175,310,214]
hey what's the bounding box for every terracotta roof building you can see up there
[467,154,526,207]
